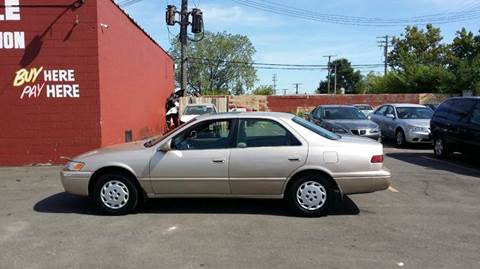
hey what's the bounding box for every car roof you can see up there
[384,103,427,108]
[317,105,356,108]
[352,104,372,106]
[196,111,295,121]
[185,103,216,107]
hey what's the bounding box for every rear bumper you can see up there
[334,169,391,195]
[60,171,92,196]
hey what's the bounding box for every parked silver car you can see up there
[353,104,374,117]
[61,112,391,216]
[370,104,433,147]
[309,105,381,140]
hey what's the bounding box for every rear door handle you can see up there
[288,157,301,162]
[212,159,225,163]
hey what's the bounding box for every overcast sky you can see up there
[119,0,480,94]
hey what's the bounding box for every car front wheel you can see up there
[395,129,406,147]
[287,175,332,217]
[433,137,451,159]
[93,172,139,215]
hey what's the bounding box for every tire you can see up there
[286,174,333,217]
[93,172,139,215]
[395,129,406,147]
[433,137,451,159]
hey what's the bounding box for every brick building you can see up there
[0,0,175,165]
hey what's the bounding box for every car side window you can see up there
[385,106,394,116]
[376,106,387,115]
[470,102,480,126]
[314,107,323,119]
[237,119,301,148]
[173,119,233,150]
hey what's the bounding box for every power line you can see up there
[118,0,145,8]
[231,0,480,26]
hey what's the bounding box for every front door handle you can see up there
[212,159,225,163]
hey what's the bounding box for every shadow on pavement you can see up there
[386,151,480,178]
[34,192,360,217]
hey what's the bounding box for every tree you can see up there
[449,28,480,94]
[252,85,274,95]
[388,24,449,70]
[316,58,362,94]
[169,31,257,95]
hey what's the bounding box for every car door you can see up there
[149,118,234,194]
[467,101,480,148]
[228,118,308,195]
[383,105,397,138]
[453,99,478,149]
[370,106,388,134]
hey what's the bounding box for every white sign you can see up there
[0,0,25,49]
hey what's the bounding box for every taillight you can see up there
[371,155,384,163]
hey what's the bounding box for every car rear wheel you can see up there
[287,175,332,217]
[395,129,406,147]
[433,137,451,159]
[93,172,139,215]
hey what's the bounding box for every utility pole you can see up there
[377,35,391,75]
[283,89,287,96]
[334,64,337,95]
[293,83,302,95]
[180,0,189,96]
[323,55,336,94]
[166,1,204,96]
[273,74,277,95]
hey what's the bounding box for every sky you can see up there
[117,0,480,94]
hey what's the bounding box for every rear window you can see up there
[292,117,340,140]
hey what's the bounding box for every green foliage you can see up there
[316,59,363,94]
[170,31,257,95]
[362,25,480,94]
[252,85,274,95]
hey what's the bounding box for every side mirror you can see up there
[158,139,172,152]
[237,142,247,148]
[386,114,395,119]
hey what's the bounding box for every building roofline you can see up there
[109,0,174,61]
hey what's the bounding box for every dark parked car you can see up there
[431,97,480,158]
[425,104,439,111]
[308,105,381,140]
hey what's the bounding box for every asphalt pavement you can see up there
[0,146,479,269]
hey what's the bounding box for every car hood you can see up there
[75,140,148,160]
[180,114,199,123]
[325,119,378,130]
[400,119,431,127]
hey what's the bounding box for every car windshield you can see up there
[184,105,215,115]
[396,107,433,119]
[144,120,193,147]
[324,107,367,120]
[292,116,340,140]
[355,105,373,110]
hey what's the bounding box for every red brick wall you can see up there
[97,1,175,146]
[267,94,421,113]
[0,0,174,165]
[0,0,101,165]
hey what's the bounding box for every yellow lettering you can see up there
[12,67,44,87]
[13,69,28,87]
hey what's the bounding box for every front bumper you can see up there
[405,131,432,143]
[60,170,92,196]
[334,169,391,195]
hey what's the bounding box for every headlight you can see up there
[64,161,85,171]
[409,126,428,132]
[370,127,380,133]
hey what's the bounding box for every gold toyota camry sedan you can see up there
[61,112,391,216]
